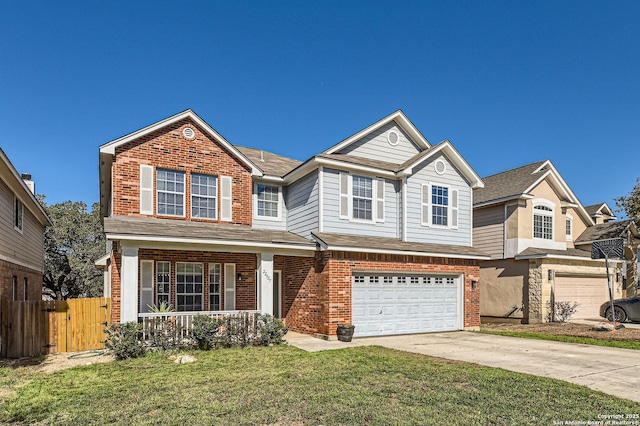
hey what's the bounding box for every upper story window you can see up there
[339,173,384,223]
[256,184,280,219]
[157,169,185,217]
[421,183,458,229]
[352,176,373,220]
[191,174,217,219]
[533,205,553,240]
[13,197,23,232]
[565,214,573,241]
[431,185,449,226]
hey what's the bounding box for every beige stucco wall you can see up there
[480,259,529,319]
[525,257,623,323]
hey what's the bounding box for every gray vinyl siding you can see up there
[286,171,319,238]
[321,168,399,238]
[336,122,421,164]
[473,205,505,259]
[0,178,45,271]
[252,184,287,232]
[405,155,472,246]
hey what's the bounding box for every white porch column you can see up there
[120,245,139,323]
[258,252,274,315]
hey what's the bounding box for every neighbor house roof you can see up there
[473,160,593,225]
[515,247,597,260]
[575,220,639,244]
[312,231,490,260]
[104,216,316,253]
[0,148,51,227]
[584,203,616,221]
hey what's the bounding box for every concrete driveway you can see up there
[287,331,640,402]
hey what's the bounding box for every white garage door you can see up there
[352,273,462,337]
[554,276,609,320]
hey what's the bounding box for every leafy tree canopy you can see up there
[616,178,640,227]
[39,196,105,300]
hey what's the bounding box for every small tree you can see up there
[616,178,640,227]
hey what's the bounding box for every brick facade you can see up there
[0,258,43,301]
[112,118,253,226]
[278,251,481,336]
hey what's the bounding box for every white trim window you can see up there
[352,176,373,221]
[209,263,221,310]
[339,173,384,223]
[176,262,203,311]
[565,214,573,241]
[156,261,171,306]
[191,173,217,219]
[421,183,458,229]
[533,205,554,240]
[255,184,280,219]
[157,169,185,216]
[13,196,23,232]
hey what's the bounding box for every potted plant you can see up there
[336,324,355,342]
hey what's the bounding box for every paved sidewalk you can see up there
[286,331,640,402]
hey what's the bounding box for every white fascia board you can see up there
[474,193,534,209]
[106,233,316,256]
[317,244,490,260]
[402,141,484,188]
[323,111,430,155]
[99,110,263,177]
[256,175,285,183]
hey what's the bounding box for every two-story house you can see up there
[99,110,488,338]
[0,148,51,302]
[473,160,638,323]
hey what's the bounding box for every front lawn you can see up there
[1,345,639,425]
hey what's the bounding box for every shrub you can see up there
[255,314,288,346]
[546,301,580,323]
[145,317,186,351]
[105,322,147,360]
[191,315,224,350]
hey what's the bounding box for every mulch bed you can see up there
[481,322,640,342]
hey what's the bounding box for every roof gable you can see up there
[100,110,262,176]
[323,110,431,156]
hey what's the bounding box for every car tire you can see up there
[605,306,628,322]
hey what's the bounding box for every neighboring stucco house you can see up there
[473,160,638,323]
[0,148,51,301]
[98,109,489,338]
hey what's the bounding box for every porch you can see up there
[138,310,260,340]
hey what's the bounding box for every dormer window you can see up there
[533,204,553,240]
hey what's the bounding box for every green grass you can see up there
[1,345,639,425]
[479,329,640,350]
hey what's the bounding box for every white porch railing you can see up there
[138,310,261,340]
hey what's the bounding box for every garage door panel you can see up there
[353,274,461,337]
[554,276,608,320]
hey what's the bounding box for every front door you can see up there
[273,270,281,318]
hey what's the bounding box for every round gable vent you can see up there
[182,127,196,140]
[387,130,399,146]
[434,159,447,175]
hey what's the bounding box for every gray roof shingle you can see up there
[575,220,634,243]
[235,146,302,177]
[516,247,594,259]
[104,216,315,246]
[474,160,548,205]
[312,231,489,259]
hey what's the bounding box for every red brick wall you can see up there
[112,118,252,226]
[0,259,43,301]
[110,244,122,323]
[279,251,481,336]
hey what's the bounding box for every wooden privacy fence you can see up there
[0,298,111,358]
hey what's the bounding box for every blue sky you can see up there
[1,1,639,213]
